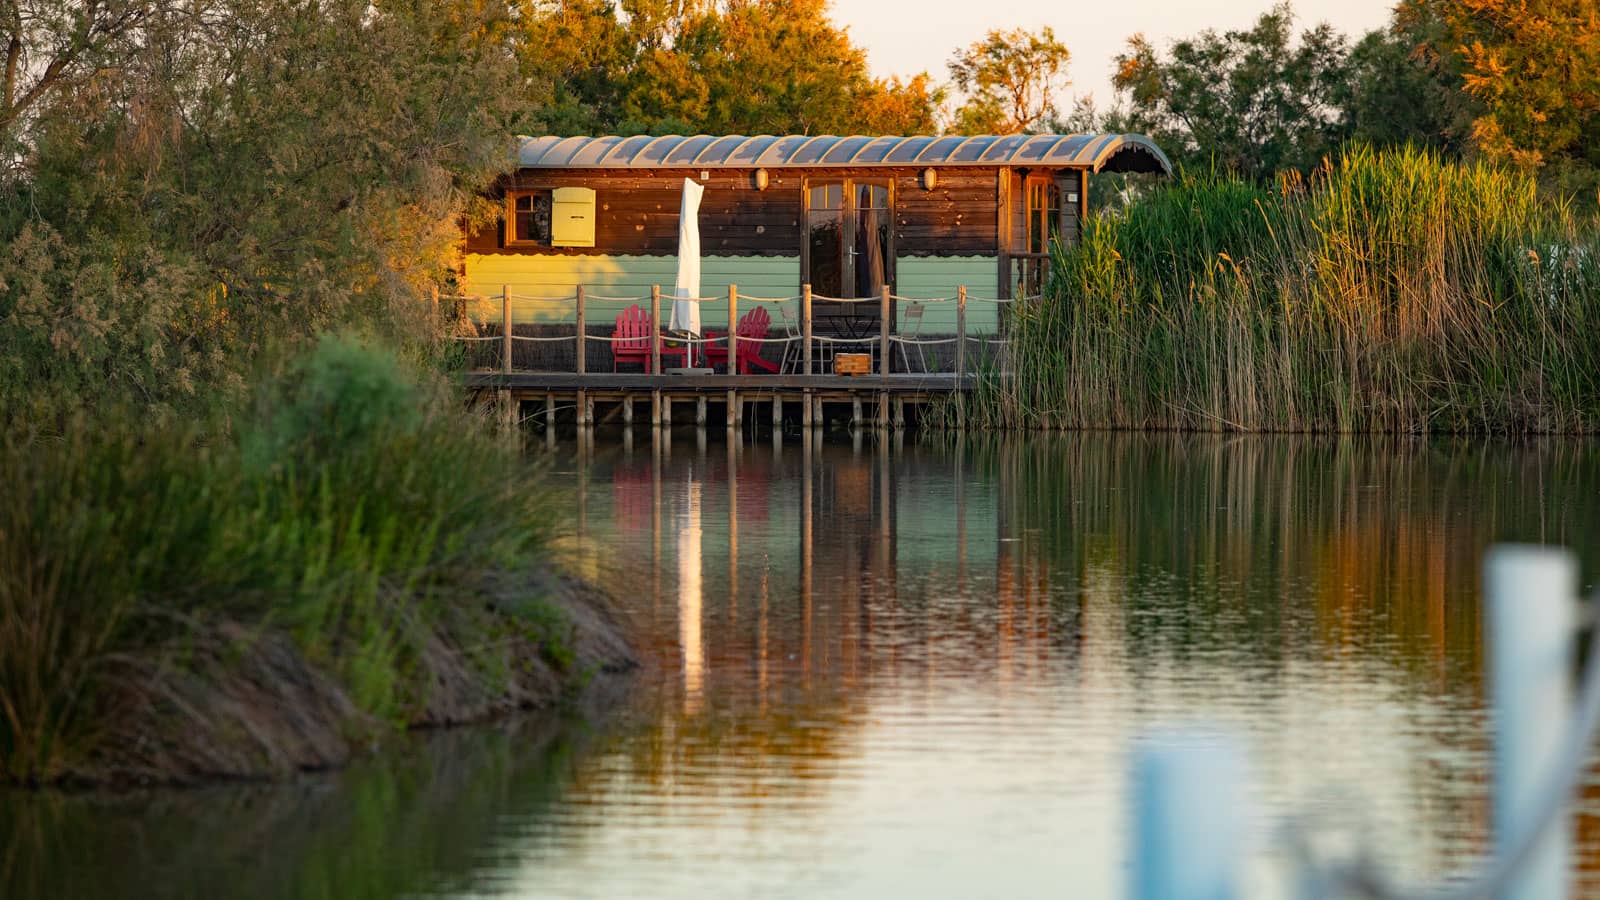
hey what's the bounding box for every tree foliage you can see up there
[1433,0,1600,171]
[947,26,1070,134]
[1,0,525,413]
[1112,3,1352,179]
[516,0,942,136]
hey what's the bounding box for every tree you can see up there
[852,74,945,135]
[1,0,161,144]
[514,0,941,136]
[1432,0,1600,171]
[1112,3,1351,178]
[947,26,1070,134]
[1344,7,1474,154]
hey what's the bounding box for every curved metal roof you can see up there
[515,133,1172,175]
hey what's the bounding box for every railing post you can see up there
[879,284,891,376]
[1131,730,1248,900]
[728,284,738,375]
[575,284,587,375]
[651,284,662,375]
[1488,545,1576,900]
[502,284,512,375]
[956,285,967,381]
[802,284,813,376]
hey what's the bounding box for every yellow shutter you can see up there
[551,187,596,247]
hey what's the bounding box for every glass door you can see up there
[807,179,893,347]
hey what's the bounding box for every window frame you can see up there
[504,189,553,248]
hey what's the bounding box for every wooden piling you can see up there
[575,284,587,375]
[623,395,634,426]
[801,284,813,375]
[851,395,863,429]
[727,285,738,374]
[727,389,737,428]
[651,389,662,427]
[650,284,662,374]
[956,285,967,381]
[696,395,707,427]
[879,284,891,376]
[501,285,513,375]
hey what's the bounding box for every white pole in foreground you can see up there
[1130,730,1248,900]
[1488,545,1577,900]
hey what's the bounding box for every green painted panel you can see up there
[895,257,1000,333]
[464,255,802,325]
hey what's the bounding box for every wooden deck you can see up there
[465,372,974,429]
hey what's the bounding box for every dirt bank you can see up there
[59,571,637,787]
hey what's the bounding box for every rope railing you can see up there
[453,282,1016,376]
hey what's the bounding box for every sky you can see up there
[832,0,1398,113]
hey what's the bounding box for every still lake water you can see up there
[8,432,1600,898]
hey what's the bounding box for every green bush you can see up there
[0,335,557,782]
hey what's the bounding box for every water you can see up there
[8,433,1600,898]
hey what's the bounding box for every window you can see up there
[505,190,552,246]
[1026,179,1061,255]
[1019,178,1062,296]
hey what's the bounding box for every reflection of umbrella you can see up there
[677,477,703,712]
[669,178,703,346]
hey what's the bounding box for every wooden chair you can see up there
[705,306,781,374]
[612,304,687,373]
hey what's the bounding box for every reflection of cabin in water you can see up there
[462,134,1172,339]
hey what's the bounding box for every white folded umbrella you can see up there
[669,178,703,343]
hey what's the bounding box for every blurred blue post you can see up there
[1488,545,1576,900]
[1130,729,1248,900]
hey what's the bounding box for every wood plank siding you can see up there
[466,168,1009,260]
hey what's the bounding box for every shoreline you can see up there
[10,569,637,791]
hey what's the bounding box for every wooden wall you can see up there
[464,167,1026,260]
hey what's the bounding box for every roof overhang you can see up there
[514,133,1173,176]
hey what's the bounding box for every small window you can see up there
[506,191,552,246]
[1026,179,1061,255]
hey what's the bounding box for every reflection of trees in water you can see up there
[0,719,589,900]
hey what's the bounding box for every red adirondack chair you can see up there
[611,304,687,373]
[705,306,781,374]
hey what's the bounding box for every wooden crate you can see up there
[834,353,872,376]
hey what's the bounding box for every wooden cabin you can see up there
[461,133,1171,368]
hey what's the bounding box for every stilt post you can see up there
[879,284,891,375]
[956,285,967,381]
[651,284,662,374]
[575,284,586,375]
[802,284,813,376]
[502,284,513,375]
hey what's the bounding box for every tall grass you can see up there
[0,335,563,784]
[967,146,1600,433]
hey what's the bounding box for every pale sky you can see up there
[832,0,1398,117]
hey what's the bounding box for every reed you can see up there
[0,335,564,784]
[965,146,1600,433]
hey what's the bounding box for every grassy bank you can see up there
[964,146,1600,433]
[0,335,632,786]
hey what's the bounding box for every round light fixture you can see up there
[920,168,938,191]
[752,168,770,191]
